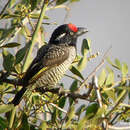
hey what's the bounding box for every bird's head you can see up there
[49,24,88,46]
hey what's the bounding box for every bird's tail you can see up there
[11,87,27,106]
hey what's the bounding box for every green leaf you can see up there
[20,113,30,130]
[0,116,8,129]
[15,63,22,74]
[71,0,80,2]
[70,80,78,92]
[77,116,87,130]
[30,13,49,19]
[85,102,99,119]
[121,63,128,77]
[9,0,16,8]
[0,42,20,48]
[70,65,84,80]
[40,121,47,130]
[106,57,120,69]
[105,89,116,102]
[69,81,78,106]
[106,57,113,65]
[15,43,30,64]
[0,104,14,114]
[81,39,90,56]
[32,94,40,104]
[56,0,68,5]
[105,70,114,86]
[95,106,106,118]
[29,0,39,11]
[2,50,15,71]
[77,57,87,72]
[65,105,75,128]
[58,97,66,108]
[98,69,106,86]
[115,58,121,70]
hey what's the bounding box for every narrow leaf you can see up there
[9,0,16,8]
[58,97,66,108]
[0,104,14,114]
[0,42,20,48]
[15,43,30,64]
[2,50,15,71]
[85,102,99,119]
[115,58,121,70]
[0,116,8,129]
[105,71,114,86]
[106,57,119,69]
[81,39,90,56]
[70,65,84,80]
[77,57,87,72]
[121,63,128,77]
[105,89,116,102]
[98,69,106,86]
[70,80,78,92]
[56,0,68,5]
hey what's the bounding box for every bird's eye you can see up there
[70,31,74,35]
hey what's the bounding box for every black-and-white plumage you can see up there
[11,24,88,106]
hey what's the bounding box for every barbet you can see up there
[11,24,88,106]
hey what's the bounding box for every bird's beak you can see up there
[76,27,88,36]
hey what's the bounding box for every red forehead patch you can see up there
[68,24,78,32]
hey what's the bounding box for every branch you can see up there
[49,103,67,113]
[79,46,112,89]
[35,87,92,101]
[22,0,48,72]
[0,71,22,86]
[106,89,127,117]
[108,125,130,130]
[93,76,107,129]
[0,0,11,16]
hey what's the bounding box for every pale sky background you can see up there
[43,0,130,88]
[46,0,130,68]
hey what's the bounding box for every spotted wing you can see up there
[23,44,69,85]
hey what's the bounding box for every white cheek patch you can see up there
[56,33,66,41]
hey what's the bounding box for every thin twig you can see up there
[35,87,92,101]
[9,106,16,128]
[23,0,48,72]
[47,5,70,11]
[63,3,71,23]
[49,103,67,113]
[0,17,29,45]
[79,46,112,89]
[108,125,130,130]
[106,89,127,117]
[48,0,56,6]
[0,0,11,16]
[93,76,107,129]
[64,74,82,83]
[103,77,130,91]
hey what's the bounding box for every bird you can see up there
[11,23,88,106]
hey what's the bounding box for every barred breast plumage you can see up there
[11,24,88,106]
[35,46,76,88]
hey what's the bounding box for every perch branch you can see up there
[35,87,92,101]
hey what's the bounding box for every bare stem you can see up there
[22,0,48,72]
